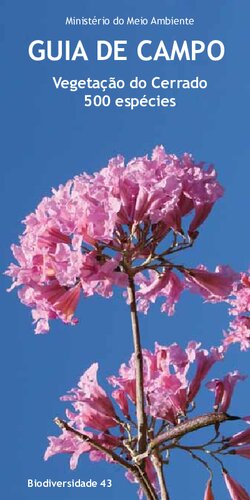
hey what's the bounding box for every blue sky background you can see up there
[1,1,250,498]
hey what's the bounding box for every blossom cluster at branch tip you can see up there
[6,146,239,333]
[223,271,250,351]
[44,341,249,498]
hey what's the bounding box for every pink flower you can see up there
[88,434,120,463]
[223,316,250,352]
[204,478,214,500]
[38,226,71,250]
[45,341,248,494]
[80,252,128,298]
[155,341,191,377]
[189,203,214,239]
[188,347,223,403]
[112,389,129,417]
[227,427,250,447]
[207,371,246,413]
[109,342,200,424]
[77,363,115,413]
[48,283,81,322]
[61,364,117,431]
[108,341,237,425]
[135,270,184,315]
[17,281,81,334]
[231,447,250,459]
[184,265,238,302]
[6,146,225,332]
[108,357,137,404]
[177,153,224,236]
[222,469,250,500]
[44,429,92,470]
[148,374,188,423]
[229,273,250,316]
[36,281,81,327]
[224,271,250,351]
[44,429,120,469]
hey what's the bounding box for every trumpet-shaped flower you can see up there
[222,469,250,500]
[6,146,232,333]
[188,347,224,403]
[224,271,250,350]
[61,363,117,431]
[206,371,246,413]
[44,341,247,498]
[230,447,250,459]
[204,479,214,500]
[227,426,250,447]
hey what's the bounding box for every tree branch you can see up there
[54,418,158,500]
[127,276,147,456]
[148,424,170,499]
[54,417,129,468]
[150,413,239,452]
[135,413,239,462]
[151,452,170,500]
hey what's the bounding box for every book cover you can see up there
[2,1,250,499]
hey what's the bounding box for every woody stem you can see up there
[54,418,157,500]
[149,426,170,499]
[151,454,170,500]
[127,276,147,456]
[151,413,239,452]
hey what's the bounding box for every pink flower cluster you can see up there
[135,265,238,315]
[6,146,239,334]
[223,271,250,351]
[44,341,247,498]
[108,341,227,424]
